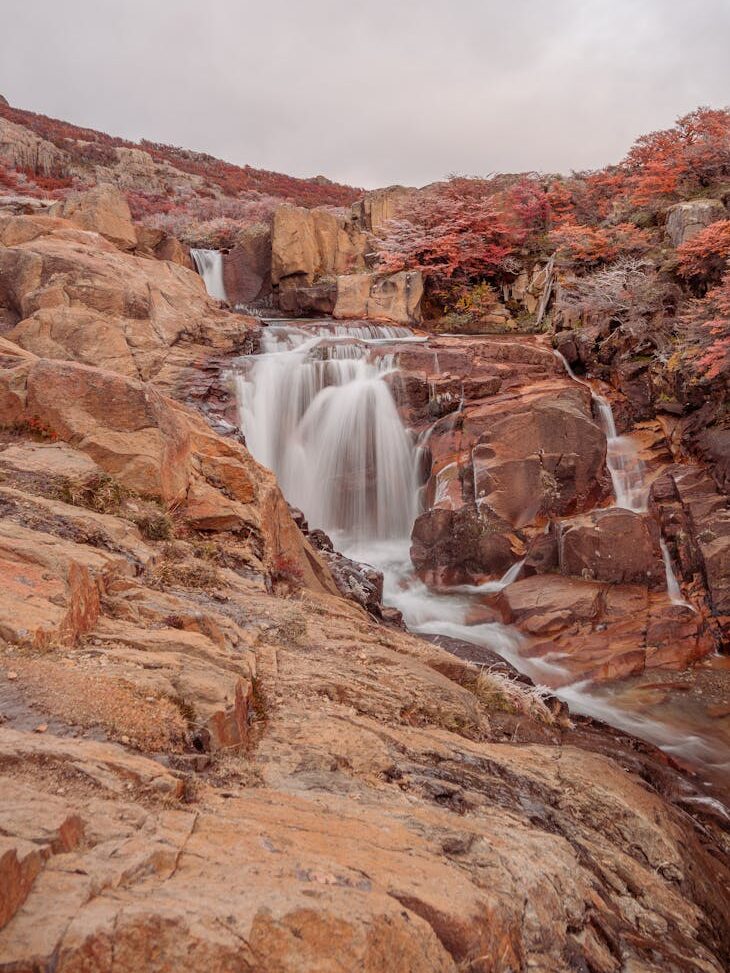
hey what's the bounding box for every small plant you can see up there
[471,667,557,726]
[58,472,128,514]
[270,553,304,590]
[133,511,174,541]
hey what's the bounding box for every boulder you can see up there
[411,502,518,584]
[271,204,368,286]
[223,223,272,304]
[49,184,137,251]
[469,389,609,525]
[558,508,664,587]
[0,210,256,384]
[665,198,727,246]
[334,271,423,325]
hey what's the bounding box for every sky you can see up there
[2,0,729,189]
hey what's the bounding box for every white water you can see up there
[233,323,725,782]
[191,248,227,301]
[553,350,648,512]
[236,325,418,541]
[660,539,693,609]
[555,349,688,603]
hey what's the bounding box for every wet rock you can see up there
[558,508,664,587]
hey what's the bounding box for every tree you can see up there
[676,220,730,289]
[679,269,730,379]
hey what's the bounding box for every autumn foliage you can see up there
[676,220,730,288]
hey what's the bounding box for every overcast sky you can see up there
[2,0,729,189]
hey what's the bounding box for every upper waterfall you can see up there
[191,248,227,301]
[235,323,418,542]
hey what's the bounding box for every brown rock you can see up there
[665,198,727,246]
[49,184,137,251]
[558,508,664,587]
[223,223,272,304]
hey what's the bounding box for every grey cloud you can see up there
[1,0,729,188]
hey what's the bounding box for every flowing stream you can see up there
[191,248,227,301]
[234,322,728,788]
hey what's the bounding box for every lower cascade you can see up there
[237,322,727,778]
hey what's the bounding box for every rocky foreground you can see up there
[0,189,729,972]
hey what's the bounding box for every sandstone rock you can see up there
[49,184,137,251]
[0,116,66,177]
[271,204,368,287]
[223,223,272,304]
[665,198,727,246]
[558,508,664,587]
[0,210,257,384]
[352,185,414,234]
[469,388,609,525]
[333,270,423,324]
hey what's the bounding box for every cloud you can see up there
[1,0,728,187]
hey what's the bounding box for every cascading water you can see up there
[234,324,726,784]
[553,350,648,511]
[191,248,227,301]
[593,394,648,512]
[236,325,418,541]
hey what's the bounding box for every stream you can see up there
[187,241,727,797]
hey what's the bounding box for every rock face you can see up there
[223,222,272,305]
[0,205,256,392]
[558,508,664,586]
[0,116,65,177]
[271,204,368,286]
[49,183,137,250]
[665,197,727,246]
[334,270,424,324]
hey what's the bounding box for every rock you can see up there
[352,185,414,234]
[334,270,424,324]
[271,204,368,286]
[411,502,518,584]
[558,508,664,587]
[278,278,336,316]
[49,184,137,251]
[0,209,257,385]
[223,223,272,304]
[650,464,730,620]
[665,198,727,246]
[469,389,609,525]
[0,116,66,177]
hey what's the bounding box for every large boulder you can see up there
[334,270,423,325]
[271,204,368,286]
[665,198,727,246]
[469,389,609,525]
[223,223,272,304]
[0,211,256,385]
[49,184,137,251]
[558,508,664,587]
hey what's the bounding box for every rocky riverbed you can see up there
[0,187,728,972]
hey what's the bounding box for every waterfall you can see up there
[191,248,227,301]
[592,394,648,512]
[660,539,694,609]
[553,351,647,512]
[235,325,418,542]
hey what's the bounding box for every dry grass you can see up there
[7,655,188,751]
[471,667,557,726]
